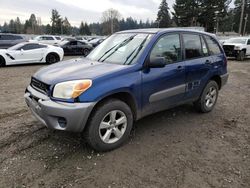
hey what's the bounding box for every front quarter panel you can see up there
[77,65,142,115]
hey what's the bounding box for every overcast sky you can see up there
[0,0,177,26]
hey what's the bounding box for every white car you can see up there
[30,35,61,45]
[0,42,64,66]
[223,37,250,61]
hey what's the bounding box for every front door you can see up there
[142,33,186,116]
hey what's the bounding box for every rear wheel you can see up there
[82,48,90,57]
[0,56,6,67]
[84,99,133,152]
[236,51,245,61]
[194,80,219,113]
[46,53,59,64]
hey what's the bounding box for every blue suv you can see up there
[25,29,229,151]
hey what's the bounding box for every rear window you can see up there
[183,34,203,60]
[204,36,222,55]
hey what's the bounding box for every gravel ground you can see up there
[0,57,249,188]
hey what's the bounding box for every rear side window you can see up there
[55,37,61,40]
[150,34,182,64]
[204,36,222,55]
[13,35,23,40]
[183,34,203,60]
[0,35,15,40]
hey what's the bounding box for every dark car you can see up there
[89,38,106,48]
[25,28,228,152]
[59,40,93,56]
[0,33,27,49]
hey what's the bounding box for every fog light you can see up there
[58,117,67,128]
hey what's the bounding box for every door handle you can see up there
[205,60,212,65]
[176,65,184,71]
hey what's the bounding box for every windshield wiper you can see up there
[123,35,149,65]
[99,35,137,62]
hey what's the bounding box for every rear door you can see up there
[181,33,213,100]
[142,33,186,116]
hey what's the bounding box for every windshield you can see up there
[8,43,24,50]
[227,38,247,44]
[87,33,152,65]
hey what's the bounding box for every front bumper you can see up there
[220,73,229,88]
[224,50,241,57]
[24,86,95,132]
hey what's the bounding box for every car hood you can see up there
[33,58,128,85]
[223,43,240,46]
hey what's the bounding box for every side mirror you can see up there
[148,57,166,68]
[21,48,24,52]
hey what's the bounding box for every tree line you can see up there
[0,0,249,35]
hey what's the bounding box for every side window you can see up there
[183,34,203,59]
[21,44,39,50]
[247,39,250,45]
[69,41,77,45]
[150,34,181,64]
[201,36,209,56]
[45,37,54,40]
[204,36,222,55]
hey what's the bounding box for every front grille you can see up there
[30,77,50,95]
[223,45,235,53]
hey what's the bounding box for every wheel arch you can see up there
[210,75,222,90]
[45,52,60,62]
[89,91,138,123]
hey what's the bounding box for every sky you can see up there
[0,0,176,26]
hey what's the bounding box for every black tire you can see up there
[194,80,219,113]
[46,53,59,64]
[0,56,6,67]
[236,51,245,61]
[84,99,133,152]
[82,48,90,57]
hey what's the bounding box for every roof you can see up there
[117,28,213,36]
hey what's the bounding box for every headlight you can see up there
[234,46,241,50]
[53,80,92,99]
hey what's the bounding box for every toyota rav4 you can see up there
[25,29,229,151]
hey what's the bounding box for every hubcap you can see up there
[99,110,127,144]
[205,86,217,108]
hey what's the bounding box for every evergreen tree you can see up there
[156,0,171,28]
[15,17,22,34]
[79,21,85,35]
[84,23,91,35]
[51,9,62,34]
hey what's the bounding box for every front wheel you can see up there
[236,51,245,61]
[0,56,6,67]
[84,99,133,152]
[194,80,219,113]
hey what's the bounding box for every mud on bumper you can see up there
[24,86,95,132]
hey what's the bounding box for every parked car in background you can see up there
[25,28,228,151]
[0,33,27,49]
[89,38,106,47]
[30,35,61,45]
[59,40,93,56]
[223,37,250,61]
[62,37,75,41]
[0,42,64,66]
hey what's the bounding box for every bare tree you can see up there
[101,8,121,35]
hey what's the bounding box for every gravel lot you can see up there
[0,57,249,188]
